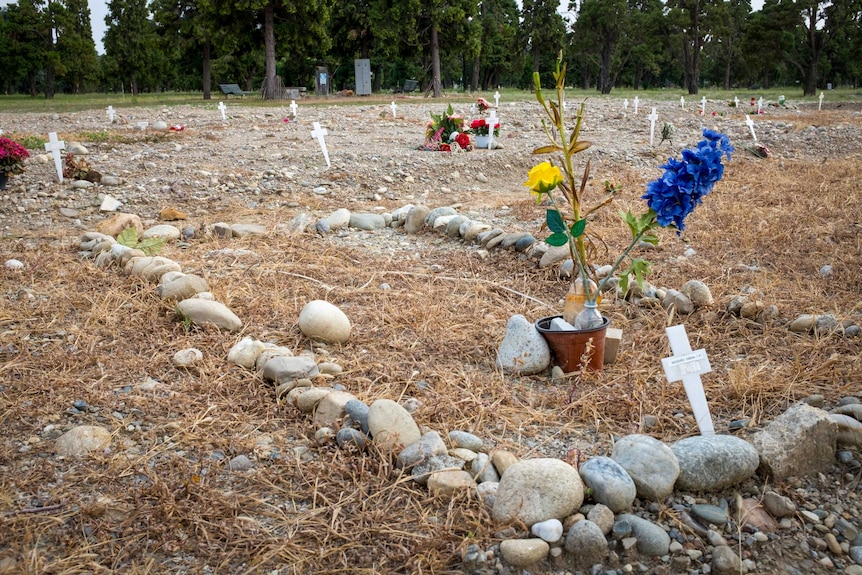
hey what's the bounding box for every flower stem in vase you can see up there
[563,277,599,325]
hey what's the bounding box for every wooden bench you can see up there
[219,83,255,98]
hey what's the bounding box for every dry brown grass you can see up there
[1,121,861,574]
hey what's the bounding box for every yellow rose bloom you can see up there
[524,161,562,193]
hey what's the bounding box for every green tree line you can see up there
[1,0,860,99]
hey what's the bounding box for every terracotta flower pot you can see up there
[535,315,610,373]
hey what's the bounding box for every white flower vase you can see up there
[475,135,490,149]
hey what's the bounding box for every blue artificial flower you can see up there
[642,129,734,232]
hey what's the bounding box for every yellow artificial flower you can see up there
[524,161,562,193]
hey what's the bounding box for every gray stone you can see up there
[397,430,448,468]
[336,428,367,450]
[531,518,564,543]
[471,452,501,483]
[587,503,615,535]
[411,454,465,485]
[171,348,203,367]
[495,314,551,376]
[55,425,111,456]
[323,208,351,230]
[611,434,680,501]
[349,212,387,230]
[230,223,267,237]
[539,244,571,268]
[762,490,797,518]
[616,513,670,557]
[427,470,476,500]
[312,390,357,427]
[690,504,729,526]
[344,399,370,433]
[500,232,529,249]
[229,454,254,470]
[298,300,351,344]
[499,539,549,568]
[752,402,836,480]
[711,545,742,575]
[176,299,242,332]
[404,205,430,234]
[462,221,491,243]
[262,355,319,383]
[492,458,583,526]
[680,279,714,307]
[662,289,694,314]
[445,215,468,238]
[564,520,609,567]
[367,399,421,452]
[449,430,484,452]
[424,206,457,227]
[142,224,181,241]
[671,434,759,491]
[579,456,636,513]
[514,235,536,252]
[789,314,816,333]
[157,273,209,301]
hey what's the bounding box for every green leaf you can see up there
[546,209,565,233]
[137,238,166,255]
[117,226,138,247]
[570,218,586,238]
[546,232,568,247]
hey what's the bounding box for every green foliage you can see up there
[117,227,166,256]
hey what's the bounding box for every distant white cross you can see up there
[819,92,824,111]
[107,106,115,123]
[44,131,65,183]
[487,109,498,150]
[662,325,715,436]
[745,114,757,141]
[734,96,739,108]
[390,100,397,118]
[647,107,658,146]
[757,97,763,114]
[310,122,330,167]
[623,99,629,112]
[494,90,500,107]
[700,96,707,115]
[680,96,685,109]
[218,101,227,121]
[470,103,477,115]
[290,100,298,118]
[633,96,640,115]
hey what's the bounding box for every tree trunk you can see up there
[471,56,480,92]
[723,56,731,91]
[202,38,212,100]
[261,1,278,99]
[599,40,614,94]
[803,59,818,96]
[430,19,441,97]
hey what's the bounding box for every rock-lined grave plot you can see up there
[2,99,861,574]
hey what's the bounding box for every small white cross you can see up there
[290,100,298,118]
[310,122,330,167]
[647,107,658,146]
[734,96,739,108]
[218,101,227,121]
[633,96,639,115]
[745,114,757,141]
[623,99,628,112]
[494,90,500,107]
[470,103,477,115]
[44,132,66,183]
[757,97,763,114]
[700,96,707,115]
[680,96,685,109]
[487,110,498,150]
[390,100,397,118]
[107,106,115,123]
[819,92,824,111]
[662,325,714,436]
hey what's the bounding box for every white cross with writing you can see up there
[494,91,500,107]
[218,101,227,121]
[745,114,757,141]
[633,96,639,115]
[757,97,763,114]
[107,106,115,123]
[647,107,658,146]
[819,92,824,111]
[290,100,298,118]
[662,325,715,435]
[700,96,706,115]
[487,110,498,150]
[390,100,397,118]
[680,96,685,109]
[310,122,330,167]
[44,131,66,183]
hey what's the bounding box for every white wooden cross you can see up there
[680,96,685,109]
[494,90,500,107]
[647,107,658,146]
[470,103,477,115]
[107,105,115,123]
[44,132,66,183]
[390,100,397,118]
[633,96,640,115]
[745,114,757,141]
[623,99,629,112]
[290,100,298,118]
[218,101,227,121]
[310,122,330,167]
[734,96,739,108]
[487,109,498,150]
[700,96,706,116]
[757,97,763,114]
[819,92,824,111]
[662,324,715,435]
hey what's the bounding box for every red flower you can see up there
[440,143,451,152]
[477,98,494,111]
[455,133,471,149]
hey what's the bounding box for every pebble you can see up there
[578,456,636,512]
[344,399,370,433]
[492,458,584,526]
[449,430,484,452]
[499,538,549,568]
[671,434,759,491]
[298,300,352,344]
[564,520,608,567]
[427,469,476,499]
[367,398,421,451]
[229,454,254,470]
[531,518,564,543]
[336,428,367,450]
[611,434,680,500]
[495,314,551,375]
[175,299,242,332]
[690,504,729,526]
[313,390,357,427]
[171,347,203,367]
[615,514,670,557]
[711,545,742,575]
[55,425,111,456]
[4,258,24,270]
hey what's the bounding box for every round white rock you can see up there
[298,300,352,344]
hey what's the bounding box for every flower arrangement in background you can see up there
[470,118,500,137]
[0,136,31,176]
[422,104,472,151]
[525,56,733,329]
